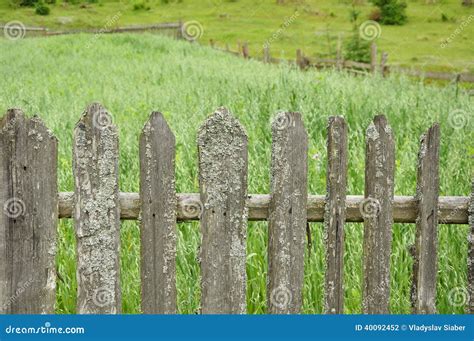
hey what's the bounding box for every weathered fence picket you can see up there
[139,112,177,314]
[412,124,440,314]
[362,115,395,314]
[73,103,121,314]
[267,112,308,314]
[0,103,471,316]
[197,108,248,314]
[0,110,57,313]
[324,116,348,314]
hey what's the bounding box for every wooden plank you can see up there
[469,178,474,314]
[412,124,440,314]
[139,112,177,314]
[57,192,469,224]
[263,46,270,63]
[370,42,377,74]
[362,115,395,314]
[0,109,57,313]
[73,103,121,314]
[197,108,248,314]
[324,116,348,314]
[267,112,308,314]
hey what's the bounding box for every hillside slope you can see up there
[0,0,473,72]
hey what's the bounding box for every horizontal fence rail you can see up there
[0,104,472,315]
[55,192,470,224]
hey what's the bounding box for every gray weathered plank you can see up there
[0,109,57,314]
[362,115,395,314]
[267,112,308,314]
[469,178,474,314]
[324,116,348,314]
[139,112,177,314]
[57,192,469,224]
[197,108,248,314]
[412,124,440,314]
[73,103,121,314]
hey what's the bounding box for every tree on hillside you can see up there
[370,0,407,25]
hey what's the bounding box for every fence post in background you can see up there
[177,20,183,39]
[469,178,474,313]
[268,112,308,314]
[324,116,348,314]
[370,42,378,74]
[296,49,303,69]
[412,124,440,314]
[209,39,215,48]
[336,34,343,71]
[0,109,57,314]
[225,43,230,52]
[73,103,121,314]
[263,46,271,63]
[198,108,248,314]
[242,42,249,59]
[380,52,389,77]
[362,115,395,314]
[139,112,177,314]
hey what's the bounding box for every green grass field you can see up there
[0,33,472,314]
[1,0,474,72]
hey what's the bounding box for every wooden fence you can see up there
[0,104,472,314]
[0,22,183,39]
[213,40,474,84]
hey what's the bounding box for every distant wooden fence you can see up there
[212,40,474,84]
[0,104,472,314]
[0,22,183,39]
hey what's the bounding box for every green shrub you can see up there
[133,0,150,10]
[35,1,50,15]
[370,0,407,25]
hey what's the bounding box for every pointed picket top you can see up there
[141,111,175,142]
[75,102,117,134]
[198,107,247,147]
[1,109,57,142]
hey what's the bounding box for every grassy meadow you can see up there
[0,33,472,314]
[1,0,474,72]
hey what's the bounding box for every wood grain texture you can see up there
[324,116,348,314]
[412,124,440,314]
[197,108,248,314]
[362,115,395,314]
[139,112,177,314]
[267,112,308,314]
[73,103,121,314]
[0,109,57,313]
